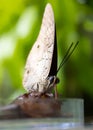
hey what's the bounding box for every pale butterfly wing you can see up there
[23,4,55,92]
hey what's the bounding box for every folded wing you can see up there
[23,4,55,92]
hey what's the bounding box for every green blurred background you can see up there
[0,0,93,117]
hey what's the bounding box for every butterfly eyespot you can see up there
[27,70,30,74]
[45,67,47,70]
[37,45,40,48]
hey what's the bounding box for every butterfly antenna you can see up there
[56,41,79,75]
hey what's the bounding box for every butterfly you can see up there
[0,3,79,120]
[23,3,78,98]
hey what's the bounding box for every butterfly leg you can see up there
[54,85,58,99]
[54,77,60,99]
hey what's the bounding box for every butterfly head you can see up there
[45,76,59,93]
